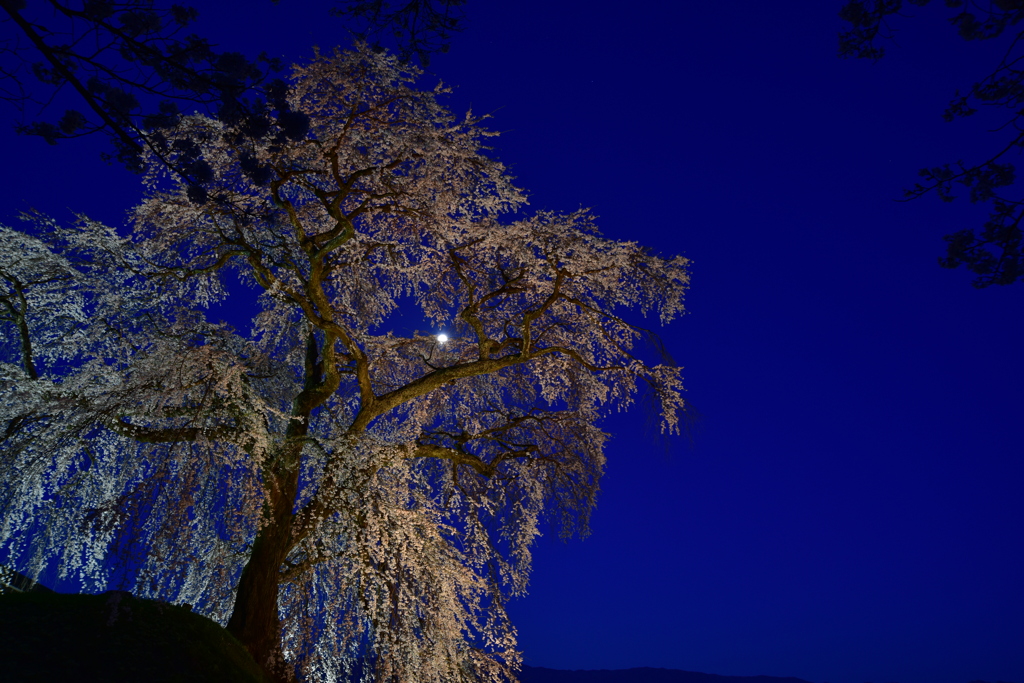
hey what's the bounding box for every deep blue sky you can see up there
[3,3,1023,683]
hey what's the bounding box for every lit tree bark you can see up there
[227,503,296,682]
[228,332,332,681]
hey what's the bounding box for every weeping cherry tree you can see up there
[0,45,689,683]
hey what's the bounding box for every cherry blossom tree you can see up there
[0,45,688,683]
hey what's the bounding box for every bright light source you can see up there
[437,334,449,344]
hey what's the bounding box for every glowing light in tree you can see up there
[436,333,448,344]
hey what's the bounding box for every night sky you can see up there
[3,3,1023,683]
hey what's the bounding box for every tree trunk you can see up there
[227,456,302,682]
[227,524,293,682]
[228,334,326,682]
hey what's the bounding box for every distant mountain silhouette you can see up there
[520,666,815,683]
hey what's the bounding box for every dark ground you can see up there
[1,587,1014,683]
[0,589,268,683]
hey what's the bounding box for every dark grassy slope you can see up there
[2,587,1010,683]
[520,667,815,683]
[0,590,269,683]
